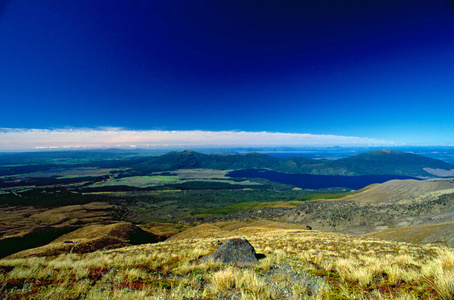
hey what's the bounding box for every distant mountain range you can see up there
[129,149,454,177]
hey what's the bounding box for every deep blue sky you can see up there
[1,0,454,146]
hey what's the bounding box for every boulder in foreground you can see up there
[200,238,258,265]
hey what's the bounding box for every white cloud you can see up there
[0,128,390,150]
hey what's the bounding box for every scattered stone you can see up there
[63,240,80,244]
[201,238,258,265]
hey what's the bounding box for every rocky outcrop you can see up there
[203,207,294,223]
[200,238,258,265]
[287,192,454,235]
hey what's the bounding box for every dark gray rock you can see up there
[201,238,258,265]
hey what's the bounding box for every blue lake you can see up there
[227,169,422,190]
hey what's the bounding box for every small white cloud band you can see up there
[0,128,389,150]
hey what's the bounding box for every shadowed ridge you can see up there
[0,202,120,258]
[6,222,158,258]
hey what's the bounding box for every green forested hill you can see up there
[128,149,454,177]
[130,150,282,173]
[325,149,454,176]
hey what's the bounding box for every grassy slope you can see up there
[5,222,160,259]
[365,221,454,248]
[1,221,452,299]
[338,179,454,205]
[0,202,118,240]
[0,202,123,258]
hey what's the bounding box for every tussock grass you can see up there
[0,222,452,299]
[207,267,238,293]
[433,270,454,300]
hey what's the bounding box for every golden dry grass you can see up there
[29,202,117,225]
[0,202,117,240]
[0,222,452,299]
[138,222,190,240]
[6,222,157,259]
[365,221,454,248]
[338,179,454,205]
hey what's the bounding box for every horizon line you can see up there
[0,127,441,151]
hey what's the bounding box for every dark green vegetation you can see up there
[94,189,316,223]
[189,190,364,217]
[0,188,110,207]
[326,149,454,177]
[0,227,75,258]
[227,169,421,190]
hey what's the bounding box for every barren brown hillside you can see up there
[365,221,454,247]
[286,179,454,236]
[339,178,454,204]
